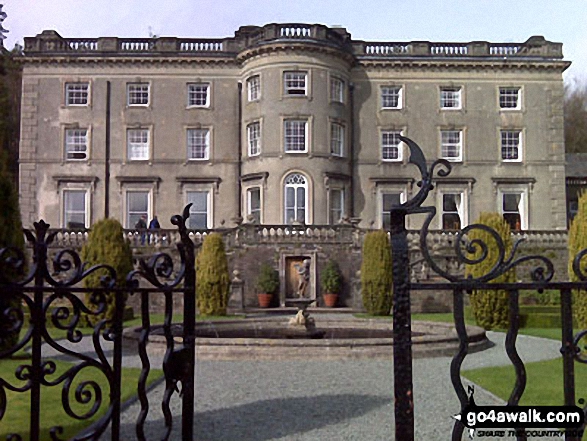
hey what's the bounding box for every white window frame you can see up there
[284,119,308,153]
[186,190,211,229]
[65,82,89,106]
[246,187,262,223]
[381,130,403,162]
[125,190,152,229]
[284,173,309,224]
[187,83,210,107]
[330,122,344,157]
[330,77,344,103]
[127,128,150,161]
[65,128,89,161]
[127,83,150,106]
[440,87,462,110]
[438,190,468,230]
[247,122,261,156]
[440,129,463,162]
[498,188,528,231]
[283,71,307,96]
[499,87,521,110]
[329,188,345,224]
[187,128,210,160]
[381,86,403,109]
[500,130,523,162]
[247,75,260,102]
[62,189,89,229]
[379,190,407,230]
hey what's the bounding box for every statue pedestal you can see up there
[284,298,325,339]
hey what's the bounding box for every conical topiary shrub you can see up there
[465,212,515,330]
[569,191,587,329]
[0,150,25,352]
[81,218,134,327]
[361,230,393,315]
[196,233,230,316]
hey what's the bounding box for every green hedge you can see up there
[465,213,515,330]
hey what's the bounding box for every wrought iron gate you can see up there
[1,138,587,440]
[391,136,587,441]
[0,206,196,441]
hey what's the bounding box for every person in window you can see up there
[135,215,147,245]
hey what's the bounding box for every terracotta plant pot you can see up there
[323,293,338,308]
[257,293,273,308]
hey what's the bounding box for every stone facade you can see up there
[19,24,570,234]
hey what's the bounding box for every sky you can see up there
[1,0,586,85]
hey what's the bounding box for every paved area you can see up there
[60,330,561,441]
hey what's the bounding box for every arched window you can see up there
[284,173,307,224]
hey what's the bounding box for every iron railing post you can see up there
[181,220,196,441]
[390,207,414,441]
[30,228,45,441]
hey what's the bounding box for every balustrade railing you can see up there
[42,226,569,252]
[24,25,563,60]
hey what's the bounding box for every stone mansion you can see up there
[18,23,570,232]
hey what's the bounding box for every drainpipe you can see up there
[348,82,355,218]
[104,81,111,219]
[237,82,243,221]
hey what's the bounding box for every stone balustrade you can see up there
[24,26,563,60]
[41,226,569,252]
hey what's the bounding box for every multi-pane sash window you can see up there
[187,191,209,229]
[442,194,463,230]
[501,130,522,161]
[63,190,87,228]
[284,173,307,224]
[381,130,402,161]
[499,87,521,109]
[65,83,89,106]
[284,71,307,95]
[329,189,344,224]
[247,122,261,156]
[187,128,210,160]
[382,193,402,230]
[330,123,344,157]
[127,129,150,160]
[187,83,210,107]
[284,120,307,152]
[441,130,463,161]
[247,187,261,223]
[330,77,344,103]
[127,83,149,106]
[502,193,523,231]
[247,76,260,101]
[440,87,462,109]
[381,86,402,109]
[126,191,149,228]
[65,129,88,160]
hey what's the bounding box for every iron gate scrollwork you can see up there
[392,136,587,441]
[0,205,196,441]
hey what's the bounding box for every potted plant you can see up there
[321,260,342,307]
[256,263,279,308]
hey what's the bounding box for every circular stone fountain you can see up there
[123,310,489,360]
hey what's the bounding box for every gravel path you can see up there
[45,330,562,440]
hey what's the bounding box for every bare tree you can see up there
[565,81,587,153]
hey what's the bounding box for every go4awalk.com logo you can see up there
[452,386,585,439]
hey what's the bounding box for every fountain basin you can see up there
[123,317,489,360]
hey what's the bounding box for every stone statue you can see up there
[295,258,311,298]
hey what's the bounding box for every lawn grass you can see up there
[0,358,162,441]
[462,357,585,406]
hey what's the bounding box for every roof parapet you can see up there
[23,24,564,60]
